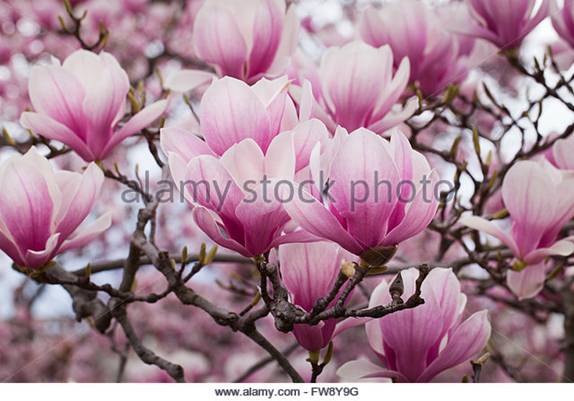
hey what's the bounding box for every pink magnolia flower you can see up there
[359,0,473,97]
[462,0,549,49]
[20,49,168,162]
[337,268,491,383]
[282,128,439,262]
[460,160,574,299]
[165,0,298,92]
[0,148,111,269]
[278,242,355,352]
[167,133,315,257]
[551,0,574,48]
[296,41,414,134]
[161,76,330,183]
[162,76,298,158]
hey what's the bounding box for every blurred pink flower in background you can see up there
[551,0,574,48]
[359,0,473,97]
[20,49,167,161]
[337,268,491,382]
[166,0,298,92]
[0,148,110,268]
[461,160,574,299]
[462,0,549,49]
[297,41,414,134]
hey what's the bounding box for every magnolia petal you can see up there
[168,153,192,200]
[82,52,130,156]
[271,229,320,247]
[265,131,296,180]
[377,268,458,382]
[502,161,557,241]
[0,153,56,255]
[184,154,244,218]
[164,69,215,92]
[0,225,25,267]
[320,41,388,131]
[104,99,168,158]
[28,64,86,133]
[24,233,61,269]
[459,215,519,256]
[55,163,104,240]
[234,201,289,256]
[382,169,439,246]
[552,135,574,170]
[332,316,369,338]
[279,242,344,311]
[290,119,330,172]
[248,0,284,77]
[220,139,266,188]
[267,5,299,76]
[20,112,95,161]
[523,0,550,39]
[160,126,213,162]
[280,183,364,255]
[337,359,396,382]
[358,9,388,49]
[251,75,290,107]
[507,263,547,300]
[328,129,399,248]
[192,1,248,78]
[200,77,272,155]
[372,56,411,122]
[524,238,574,265]
[369,98,417,134]
[418,310,491,382]
[59,213,112,253]
[192,206,249,256]
[365,279,390,355]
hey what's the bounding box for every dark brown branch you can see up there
[14,263,112,333]
[113,306,185,382]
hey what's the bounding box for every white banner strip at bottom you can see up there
[0,383,568,401]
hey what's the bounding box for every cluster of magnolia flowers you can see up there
[2,0,574,382]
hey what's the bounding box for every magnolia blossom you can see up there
[281,128,439,262]
[167,132,316,257]
[166,0,298,92]
[337,268,491,383]
[359,0,472,96]
[462,0,549,49]
[161,75,330,179]
[278,242,354,352]
[162,76,329,257]
[20,49,167,162]
[461,160,574,299]
[163,76,297,158]
[0,148,111,269]
[295,41,414,134]
[552,0,574,48]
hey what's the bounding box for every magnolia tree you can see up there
[1,0,574,384]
